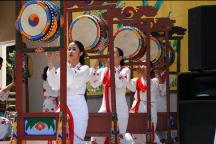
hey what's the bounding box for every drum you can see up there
[0,117,11,140]
[16,1,60,42]
[114,26,146,60]
[69,15,109,53]
[42,1,60,42]
[140,36,163,66]
[154,44,176,70]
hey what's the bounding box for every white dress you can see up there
[42,80,59,112]
[156,71,167,112]
[0,90,9,102]
[47,63,89,144]
[127,77,161,144]
[0,116,11,140]
[89,66,130,143]
[0,84,11,140]
[156,82,167,112]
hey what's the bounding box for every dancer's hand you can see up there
[155,69,165,84]
[54,51,60,60]
[93,60,99,69]
[46,52,54,60]
[45,52,55,69]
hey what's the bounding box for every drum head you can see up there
[140,36,162,65]
[153,44,176,70]
[17,1,52,41]
[114,26,145,59]
[69,15,100,51]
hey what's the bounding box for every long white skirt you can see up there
[91,102,129,144]
[98,95,129,135]
[67,95,89,144]
[129,101,161,144]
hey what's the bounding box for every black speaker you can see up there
[188,5,216,71]
[178,71,216,144]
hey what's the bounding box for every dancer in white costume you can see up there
[0,83,14,102]
[46,41,89,144]
[0,57,15,102]
[0,116,11,140]
[42,66,59,112]
[90,47,131,144]
[0,57,14,140]
[155,70,167,143]
[155,70,177,143]
[127,64,162,144]
[155,70,166,113]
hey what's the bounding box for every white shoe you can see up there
[124,133,135,144]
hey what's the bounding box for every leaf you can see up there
[116,0,121,8]
[117,24,123,29]
[142,0,148,6]
[154,0,164,10]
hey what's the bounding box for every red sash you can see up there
[130,77,147,113]
[103,68,111,113]
[48,141,53,144]
[104,138,110,144]
[102,67,124,144]
[55,104,74,144]
[130,78,156,141]
[102,69,111,144]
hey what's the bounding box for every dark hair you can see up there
[0,57,3,64]
[73,40,85,65]
[150,62,155,78]
[42,66,49,81]
[150,69,155,78]
[84,90,87,101]
[115,47,125,66]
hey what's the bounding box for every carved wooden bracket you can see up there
[152,26,187,38]
[136,6,158,17]
[65,1,116,9]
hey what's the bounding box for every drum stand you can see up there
[109,6,177,144]
[127,29,186,144]
[15,1,63,144]
[15,1,186,144]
